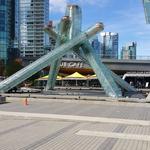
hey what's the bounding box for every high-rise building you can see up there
[143,0,150,24]
[121,42,137,60]
[4,0,21,71]
[0,0,9,63]
[0,0,15,59]
[91,37,101,56]
[0,0,20,75]
[7,0,20,53]
[19,0,49,60]
[13,0,19,48]
[100,32,118,59]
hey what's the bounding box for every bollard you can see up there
[23,97,28,106]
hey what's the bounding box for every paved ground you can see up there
[0,98,150,149]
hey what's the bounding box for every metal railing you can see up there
[96,54,150,60]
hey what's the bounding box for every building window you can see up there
[0,0,5,5]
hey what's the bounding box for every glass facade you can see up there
[100,32,118,59]
[13,0,19,48]
[91,37,101,56]
[19,0,49,59]
[0,0,9,62]
[121,42,137,60]
[143,0,150,24]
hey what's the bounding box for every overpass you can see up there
[60,58,150,75]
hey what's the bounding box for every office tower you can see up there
[19,0,49,60]
[8,0,15,47]
[143,0,150,24]
[0,0,20,76]
[100,32,118,59]
[121,42,137,60]
[91,37,101,56]
[14,0,19,48]
[7,0,20,59]
[0,0,9,63]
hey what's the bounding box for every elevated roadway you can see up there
[60,58,150,75]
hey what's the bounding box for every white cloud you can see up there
[104,7,150,56]
[50,0,67,13]
[105,7,150,35]
[78,0,109,7]
[49,0,109,14]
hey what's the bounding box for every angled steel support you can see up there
[80,42,122,97]
[44,24,61,90]
[0,23,101,92]
[108,69,136,92]
[0,4,137,98]
[45,16,71,90]
[45,4,135,97]
[46,5,82,90]
[46,59,62,90]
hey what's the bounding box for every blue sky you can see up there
[50,0,150,57]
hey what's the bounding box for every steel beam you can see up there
[45,4,133,97]
[108,69,137,92]
[0,23,102,92]
[80,42,122,97]
[46,16,71,90]
[46,5,82,90]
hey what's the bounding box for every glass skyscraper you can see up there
[143,0,150,24]
[19,0,49,59]
[13,0,19,48]
[121,42,137,60]
[0,0,9,62]
[91,37,101,56]
[100,32,118,59]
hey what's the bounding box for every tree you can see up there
[0,59,5,76]
[5,58,23,77]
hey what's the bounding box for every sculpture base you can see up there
[0,96,6,104]
[42,87,107,97]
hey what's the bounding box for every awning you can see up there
[88,74,97,79]
[37,75,62,81]
[63,72,87,80]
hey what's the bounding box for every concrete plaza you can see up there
[0,97,150,149]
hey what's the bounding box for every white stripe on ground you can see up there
[0,111,150,126]
[76,130,150,142]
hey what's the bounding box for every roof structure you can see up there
[88,74,97,79]
[37,75,62,81]
[64,72,87,80]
